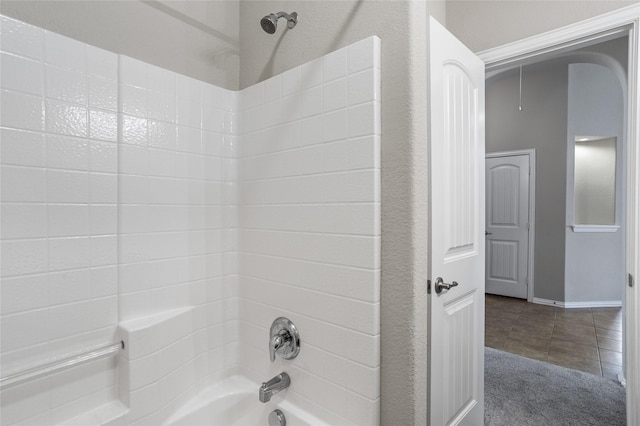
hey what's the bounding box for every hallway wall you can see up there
[486,38,628,305]
[486,62,569,302]
[565,62,625,304]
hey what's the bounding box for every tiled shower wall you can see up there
[0,15,236,425]
[1,14,380,426]
[117,55,235,323]
[114,55,237,425]
[236,37,381,425]
[0,17,121,425]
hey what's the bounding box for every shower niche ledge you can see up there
[118,306,195,359]
[113,306,209,425]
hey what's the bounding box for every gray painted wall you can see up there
[486,62,569,302]
[0,0,240,89]
[447,0,639,52]
[486,37,627,304]
[565,63,625,304]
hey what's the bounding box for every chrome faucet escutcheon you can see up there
[259,372,291,403]
[268,317,300,362]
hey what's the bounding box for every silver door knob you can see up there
[434,277,458,294]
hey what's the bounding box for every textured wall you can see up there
[239,2,445,423]
[447,0,639,52]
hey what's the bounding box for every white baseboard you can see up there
[532,297,623,309]
[619,373,626,388]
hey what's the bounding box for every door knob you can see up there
[434,277,458,294]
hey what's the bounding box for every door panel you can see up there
[488,240,519,281]
[428,16,485,426]
[485,155,530,299]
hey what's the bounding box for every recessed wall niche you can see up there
[574,136,617,226]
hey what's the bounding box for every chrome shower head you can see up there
[260,14,278,34]
[260,12,297,34]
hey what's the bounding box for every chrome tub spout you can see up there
[259,372,291,403]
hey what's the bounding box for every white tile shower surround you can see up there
[0,14,380,426]
[235,37,381,425]
[1,17,120,426]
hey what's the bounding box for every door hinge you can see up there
[629,273,634,288]
[428,279,432,294]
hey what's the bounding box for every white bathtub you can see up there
[164,375,331,426]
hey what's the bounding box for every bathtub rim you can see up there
[164,374,333,426]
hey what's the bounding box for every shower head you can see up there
[260,12,298,34]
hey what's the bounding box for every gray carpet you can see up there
[485,347,626,425]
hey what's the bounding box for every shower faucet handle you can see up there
[269,317,300,362]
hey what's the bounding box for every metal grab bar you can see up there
[0,341,124,390]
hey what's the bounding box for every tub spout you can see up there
[259,372,290,403]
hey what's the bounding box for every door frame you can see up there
[486,149,536,302]
[478,4,640,425]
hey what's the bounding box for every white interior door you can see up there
[428,16,485,426]
[485,154,530,299]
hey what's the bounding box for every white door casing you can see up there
[428,16,485,425]
[485,154,530,299]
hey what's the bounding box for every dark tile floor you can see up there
[485,294,623,380]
